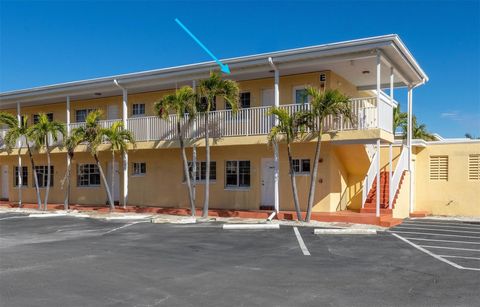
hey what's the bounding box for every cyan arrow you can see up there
[175,18,230,74]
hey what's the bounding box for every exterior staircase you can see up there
[360,171,406,214]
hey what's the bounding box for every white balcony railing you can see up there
[1,96,393,149]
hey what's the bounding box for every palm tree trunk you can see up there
[202,112,210,218]
[26,142,42,209]
[287,143,302,221]
[178,122,196,216]
[305,127,323,222]
[111,151,115,208]
[44,140,51,211]
[94,154,114,211]
[17,152,22,208]
[64,153,72,211]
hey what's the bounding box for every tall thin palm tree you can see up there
[29,113,66,210]
[407,116,436,141]
[0,112,42,208]
[304,87,353,222]
[103,121,135,209]
[72,110,115,211]
[198,72,239,218]
[154,86,197,216]
[268,107,310,221]
[62,130,83,210]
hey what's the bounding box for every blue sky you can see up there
[1,0,479,137]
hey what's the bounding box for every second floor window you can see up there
[76,109,95,122]
[77,164,100,187]
[34,166,54,188]
[187,161,216,181]
[198,96,216,112]
[294,86,308,104]
[14,166,28,187]
[33,113,53,124]
[226,92,251,110]
[132,104,145,117]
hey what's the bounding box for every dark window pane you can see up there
[240,92,251,108]
[301,159,310,173]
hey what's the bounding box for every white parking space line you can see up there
[0,216,29,221]
[403,237,480,245]
[405,220,480,228]
[419,245,480,252]
[402,222,480,230]
[394,226,480,234]
[440,255,480,261]
[103,221,148,235]
[293,227,310,256]
[390,230,480,239]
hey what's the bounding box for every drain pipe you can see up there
[267,57,280,222]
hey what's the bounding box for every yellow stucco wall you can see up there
[414,142,480,217]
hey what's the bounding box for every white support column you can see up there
[388,143,393,209]
[16,102,22,206]
[407,86,414,213]
[66,96,71,208]
[122,88,128,208]
[273,68,280,213]
[389,67,394,104]
[376,139,381,217]
[376,50,381,128]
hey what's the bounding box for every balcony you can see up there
[0,95,394,150]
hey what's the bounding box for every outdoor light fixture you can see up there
[362,70,370,74]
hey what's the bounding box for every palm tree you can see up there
[29,113,66,210]
[198,72,239,218]
[393,105,407,133]
[0,112,42,208]
[407,116,436,141]
[304,87,353,222]
[72,110,115,211]
[154,86,197,216]
[268,107,310,221]
[62,130,83,210]
[103,121,135,209]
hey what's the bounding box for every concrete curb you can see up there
[104,215,152,220]
[313,228,377,235]
[223,223,280,230]
[28,213,69,218]
[151,217,197,224]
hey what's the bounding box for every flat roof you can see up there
[0,34,428,109]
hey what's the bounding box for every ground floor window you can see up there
[225,160,250,188]
[14,166,28,187]
[132,162,146,176]
[292,159,310,174]
[187,161,216,182]
[77,164,100,187]
[34,166,54,187]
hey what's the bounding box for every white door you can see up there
[1,165,9,200]
[261,158,275,208]
[107,105,120,120]
[107,162,120,203]
[261,88,274,107]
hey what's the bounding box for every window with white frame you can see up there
[293,86,309,104]
[225,160,250,188]
[34,166,54,188]
[132,162,146,176]
[187,161,216,181]
[292,159,311,174]
[33,113,54,124]
[14,166,28,187]
[75,109,95,122]
[132,104,146,117]
[77,164,101,187]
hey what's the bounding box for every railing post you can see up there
[376,50,381,129]
[376,139,381,217]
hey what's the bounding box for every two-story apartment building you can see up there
[0,35,434,222]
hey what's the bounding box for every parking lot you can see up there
[1,212,479,307]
